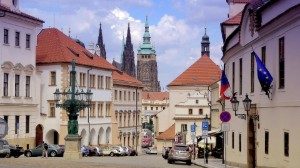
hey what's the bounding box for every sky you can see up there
[22,0,229,90]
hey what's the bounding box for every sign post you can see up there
[220,111,231,167]
[202,116,209,164]
[191,123,196,160]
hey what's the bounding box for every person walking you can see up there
[42,141,48,158]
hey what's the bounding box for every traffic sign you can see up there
[202,130,208,137]
[191,124,196,133]
[221,122,230,132]
[220,111,231,122]
[202,121,209,131]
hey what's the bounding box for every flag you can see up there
[220,70,231,100]
[253,52,273,98]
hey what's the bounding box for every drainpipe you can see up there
[87,67,92,145]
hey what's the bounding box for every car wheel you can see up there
[50,151,57,157]
[186,160,192,165]
[25,152,32,157]
[110,152,114,157]
[14,155,20,158]
[5,153,11,158]
[167,159,173,164]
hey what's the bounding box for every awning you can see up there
[198,137,216,147]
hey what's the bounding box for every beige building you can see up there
[221,0,300,167]
[112,70,143,148]
[0,0,43,149]
[37,28,118,146]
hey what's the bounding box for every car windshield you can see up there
[174,145,188,151]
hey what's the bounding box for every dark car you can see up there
[24,144,64,157]
[81,146,89,157]
[123,147,138,156]
[162,147,172,159]
[211,148,223,158]
[7,145,24,158]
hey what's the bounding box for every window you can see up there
[279,37,285,89]
[105,76,111,89]
[128,114,130,126]
[196,100,199,104]
[151,107,153,110]
[181,124,187,132]
[89,74,95,88]
[133,92,136,100]
[25,115,30,133]
[239,58,243,95]
[15,116,19,134]
[232,132,234,149]
[137,92,140,101]
[261,46,266,65]
[15,31,20,46]
[144,107,147,110]
[239,133,241,152]
[199,109,203,115]
[98,103,103,117]
[232,62,235,93]
[15,75,20,97]
[265,131,269,154]
[26,34,30,48]
[4,29,9,44]
[106,103,111,117]
[4,116,8,129]
[188,109,193,115]
[91,102,96,117]
[119,91,122,101]
[25,76,30,97]
[79,73,86,87]
[49,102,55,117]
[100,76,103,89]
[124,114,126,127]
[114,90,118,100]
[3,73,9,96]
[124,91,126,101]
[284,132,289,157]
[163,107,165,110]
[251,53,255,93]
[50,71,56,85]
[80,109,85,117]
[128,91,131,101]
[156,107,158,110]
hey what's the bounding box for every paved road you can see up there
[0,154,200,168]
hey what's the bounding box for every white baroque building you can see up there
[36,28,118,146]
[221,0,300,167]
[0,0,43,149]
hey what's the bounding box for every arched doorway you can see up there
[98,128,104,145]
[90,128,96,145]
[35,124,43,147]
[106,127,111,144]
[80,129,87,146]
[46,129,59,144]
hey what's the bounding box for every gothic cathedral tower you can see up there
[122,23,136,77]
[137,17,161,92]
[201,28,210,56]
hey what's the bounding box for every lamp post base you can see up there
[63,134,82,160]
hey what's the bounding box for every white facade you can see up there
[0,0,43,149]
[222,1,300,167]
[38,64,115,146]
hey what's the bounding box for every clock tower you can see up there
[137,16,161,92]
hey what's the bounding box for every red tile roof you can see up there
[112,71,143,88]
[0,4,43,23]
[142,92,169,101]
[156,124,175,140]
[223,12,242,25]
[36,28,116,71]
[168,54,221,87]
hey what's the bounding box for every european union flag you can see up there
[253,52,273,98]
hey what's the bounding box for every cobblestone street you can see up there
[0,155,200,168]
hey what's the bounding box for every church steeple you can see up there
[143,16,151,44]
[97,23,106,59]
[122,23,136,77]
[201,28,210,57]
[137,16,156,55]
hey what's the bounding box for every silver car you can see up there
[167,144,192,165]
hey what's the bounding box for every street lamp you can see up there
[243,94,259,121]
[230,95,246,119]
[53,60,92,159]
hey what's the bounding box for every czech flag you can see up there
[220,70,231,100]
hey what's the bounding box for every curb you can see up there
[192,162,208,168]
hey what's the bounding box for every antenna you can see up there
[68,28,71,37]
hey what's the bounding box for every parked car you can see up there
[81,146,89,157]
[7,145,24,158]
[0,139,10,158]
[113,146,126,156]
[123,147,138,156]
[24,144,64,157]
[162,147,172,159]
[145,147,158,155]
[86,146,97,156]
[95,147,103,156]
[211,147,223,159]
[102,147,121,156]
[167,144,192,165]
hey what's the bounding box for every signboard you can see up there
[202,130,208,137]
[221,122,230,132]
[202,121,209,131]
[0,118,8,138]
[191,124,196,133]
[220,111,231,122]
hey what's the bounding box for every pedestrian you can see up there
[42,141,48,158]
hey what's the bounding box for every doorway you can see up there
[248,118,256,168]
[35,124,43,146]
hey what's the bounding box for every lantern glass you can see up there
[80,89,85,101]
[243,94,252,112]
[66,89,72,100]
[230,96,239,112]
[75,89,80,100]
[86,89,93,102]
[54,89,61,101]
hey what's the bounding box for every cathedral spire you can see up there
[201,27,210,57]
[122,23,136,77]
[143,16,151,44]
[97,23,106,59]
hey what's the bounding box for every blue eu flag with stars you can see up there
[253,52,273,98]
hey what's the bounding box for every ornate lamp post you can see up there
[53,60,92,159]
[243,94,259,121]
[230,95,246,120]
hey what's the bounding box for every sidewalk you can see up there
[192,158,238,168]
